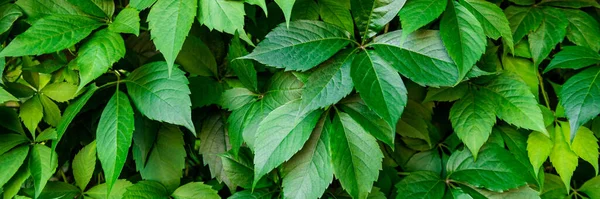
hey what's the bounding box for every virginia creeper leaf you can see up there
[108,7,140,36]
[29,144,58,198]
[544,46,600,73]
[75,29,126,91]
[351,0,406,40]
[560,66,600,140]
[171,182,220,199]
[398,0,447,37]
[73,141,96,190]
[139,125,186,192]
[450,90,497,159]
[528,7,568,67]
[563,9,600,52]
[505,6,543,44]
[0,146,29,189]
[198,0,245,34]
[395,171,445,199]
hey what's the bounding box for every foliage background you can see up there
[0,0,600,198]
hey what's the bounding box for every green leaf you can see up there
[132,116,159,171]
[300,51,354,112]
[122,181,169,199]
[450,90,496,159]
[126,62,195,134]
[15,0,87,20]
[0,134,28,156]
[0,15,102,57]
[147,0,197,75]
[395,171,445,199]
[19,95,43,136]
[35,128,57,142]
[571,126,599,175]
[171,182,220,199]
[541,174,568,199]
[550,122,579,192]
[440,1,485,80]
[351,50,407,130]
[404,150,443,175]
[351,0,406,40]
[509,0,535,5]
[559,66,600,140]
[139,125,186,192]
[339,96,394,147]
[424,83,468,102]
[275,0,295,26]
[228,33,258,91]
[177,36,218,77]
[291,0,319,21]
[398,0,447,37]
[446,145,528,191]
[52,84,97,155]
[37,181,80,199]
[40,94,61,127]
[483,73,547,135]
[189,76,226,108]
[221,149,255,189]
[476,185,541,199]
[0,4,23,35]
[544,46,600,73]
[370,30,460,87]
[97,90,134,194]
[198,0,245,34]
[227,101,271,156]
[505,6,543,44]
[460,0,514,53]
[253,100,323,185]
[29,144,58,198]
[66,0,108,18]
[527,131,553,176]
[109,8,140,35]
[246,0,268,16]
[73,141,96,190]
[86,180,133,199]
[220,88,258,111]
[281,115,333,199]
[0,146,29,188]
[244,20,351,71]
[501,55,538,98]
[539,0,600,8]
[130,0,157,10]
[262,72,304,110]
[0,86,18,104]
[3,166,31,199]
[40,82,78,102]
[563,9,600,52]
[528,7,568,67]
[75,29,126,91]
[198,114,232,188]
[319,0,353,35]
[330,112,383,199]
[580,176,600,199]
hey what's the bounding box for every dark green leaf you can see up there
[0,4,23,35]
[0,133,28,156]
[351,0,406,40]
[198,114,233,188]
[505,6,543,44]
[319,0,353,35]
[395,171,445,199]
[460,0,513,53]
[398,0,447,37]
[450,90,496,159]
[130,0,157,10]
[75,29,126,91]
[559,66,600,139]
[301,51,354,112]
[339,96,394,147]
[528,7,568,66]
[545,46,600,73]
[29,144,58,198]
[563,9,600,52]
[228,33,258,91]
[52,84,97,155]
[220,88,258,111]
[139,125,186,192]
[0,146,29,188]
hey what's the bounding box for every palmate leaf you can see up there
[460,0,514,53]
[449,89,496,159]
[0,15,102,57]
[253,100,323,186]
[505,6,543,45]
[440,1,486,80]
[147,0,197,76]
[243,20,351,71]
[318,0,353,35]
[96,90,134,194]
[544,46,600,73]
[351,0,406,41]
[330,112,383,199]
[75,29,126,91]
[126,62,195,134]
[395,171,445,199]
[339,96,394,147]
[563,9,600,52]
[19,95,43,137]
[351,50,407,130]
[198,0,245,34]
[398,0,447,37]
[560,66,600,139]
[528,7,568,67]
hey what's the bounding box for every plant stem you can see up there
[537,71,551,109]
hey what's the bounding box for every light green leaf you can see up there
[140,125,186,192]
[75,29,125,91]
[560,66,600,140]
[460,0,514,53]
[580,176,600,199]
[0,86,18,104]
[19,95,43,137]
[40,94,61,127]
[301,50,354,112]
[424,83,468,102]
[35,128,57,142]
[502,55,538,98]
[86,180,133,199]
[177,36,218,77]
[528,7,568,67]
[97,90,134,194]
[122,181,169,199]
[0,4,23,35]
[52,84,97,155]
[446,145,528,191]
[398,0,447,37]
[527,131,553,176]
[545,46,600,73]
[539,0,600,8]
[126,62,195,134]
[198,114,232,188]
[281,115,333,199]
[339,96,394,147]
[563,9,600,52]
[450,90,497,159]
[246,0,268,15]
[73,141,97,190]
[228,33,257,91]
[29,144,58,198]
[171,182,220,199]
[253,100,323,185]
[198,0,245,34]
[15,0,87,20]
[40,82,78,102]
[351,0,406,40]
[0,146,29,188]
[351,50,407,130]
[572,126,599,175]
[550,122,579,192]
[0,15,102,57]
[220,88,258,111]
[275,0,295,26]
[0,134,28,156]
[109,7,140,36]
[395,171,445,199]
[505,6,543,44]
[484,73,547,135]
[319,0,353,35]
[3,166,31,199]
[370,30,460,87]
[244,20,351,71]
[330,112,383,199]
[147,0,196,75]
[440,1,485,80]
[36,181,80,199]
[130,0,157,10]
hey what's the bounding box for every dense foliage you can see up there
[1,0,600,198]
